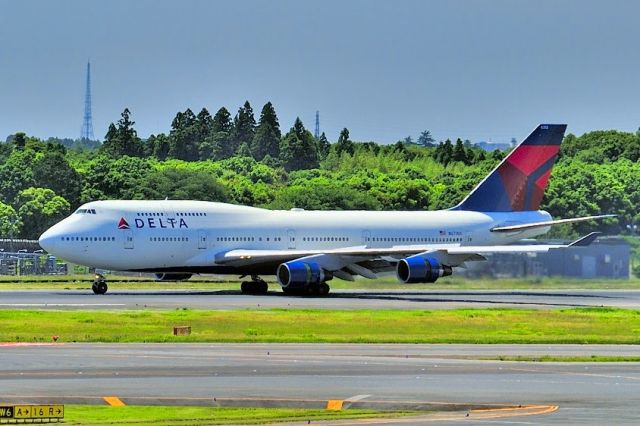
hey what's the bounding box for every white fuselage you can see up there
[38,200,551,273]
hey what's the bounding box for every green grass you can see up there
[2,307,640,344]
[481,355,640,362]
[0,274,639,290]
[62,405,415,425]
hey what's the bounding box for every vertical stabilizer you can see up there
[454,124,566,212]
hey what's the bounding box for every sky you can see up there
[1,0,639,144]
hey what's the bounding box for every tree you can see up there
[232,101,256,153]
[13,132,27,150]
[200,107,235,160]
[335,128,355,156]
[0,149,36,204]
[279,118,320,171]
[237,142,252,158]
[81,156,152,201]
[417,130,435,147]
[453,138,468,164]
[33,149,82,206]
[269,181,382,210]
[402,136,414,145]
[0,201,21,238]
[15,187,70,239]
[317,132,331,159]
[200,131,233,160]
[147,133,171,160]
[434,139,454,166]
[139,168,228,202]
[250,102,281,160]
[491,149,505,161]
[168,109,199,161]
[196,108,214,141]
[100,108,144,158]
[212,107,233,133]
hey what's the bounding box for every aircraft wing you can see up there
[491,215,615,232]
[215,232,601,280]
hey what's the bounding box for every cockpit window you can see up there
[75,208,97,214]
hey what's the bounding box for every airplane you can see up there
[38,124,611,295]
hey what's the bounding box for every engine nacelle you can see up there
[396,256,452,284]
[154,273,193,281]
[277,261,328,289]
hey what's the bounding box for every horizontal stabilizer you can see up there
[491,214,615,232]
[569,232,601,247]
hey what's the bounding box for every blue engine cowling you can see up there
[396,256,453,283]
[277,261,326,289]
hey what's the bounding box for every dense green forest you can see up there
[1,101,638,240]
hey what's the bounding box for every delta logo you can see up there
[117,217,189,229]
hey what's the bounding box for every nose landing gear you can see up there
[92,273,108,295]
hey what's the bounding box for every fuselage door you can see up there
[124,230,134,249]
[198,231,207,249]
[362,230,371,247]
[287,229,296,249]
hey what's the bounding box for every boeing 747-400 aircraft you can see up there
[39,124,610,295]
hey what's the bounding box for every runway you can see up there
[1,288,640,310]
[1,343,639,424]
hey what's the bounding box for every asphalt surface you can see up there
[1,343,639,424]
[1,288,640,310]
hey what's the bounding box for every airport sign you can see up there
[0,404,64,421]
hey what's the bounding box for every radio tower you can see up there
[80,61,95,140]
[314,110,320,139]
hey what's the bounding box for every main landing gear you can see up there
[240,275,269,295]
[282,282,330,297]
[92,273,108,295]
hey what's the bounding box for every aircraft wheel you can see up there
[93,281,108,295]
[241,281,268,295]
[318,282,330,296]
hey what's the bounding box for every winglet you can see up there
[569,232,601,247]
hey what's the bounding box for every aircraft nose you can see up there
[38,226,59,253]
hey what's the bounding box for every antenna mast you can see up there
[81,61,95,140]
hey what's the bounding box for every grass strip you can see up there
[0,275,640,289]
[480,355,640,362]
[2,307,640,344]
[62,405,416,425]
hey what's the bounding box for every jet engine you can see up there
[154,273,193,281]
[276,261,328,289]
[396,255,452,283]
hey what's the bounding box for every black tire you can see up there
[241,282,251,294]
[281,286,299,295]
[318,282,330,296]
[93,281,107,295]
[257,281,268,294]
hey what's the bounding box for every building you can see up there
[464,237,630,279]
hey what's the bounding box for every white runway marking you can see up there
[0,304,126,307]
[346,394,371,402]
